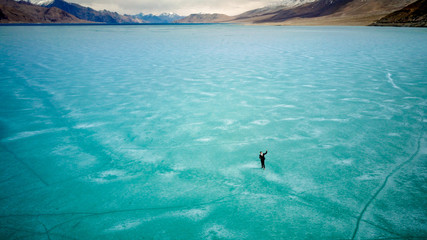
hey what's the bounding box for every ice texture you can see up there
[0,25,426,239]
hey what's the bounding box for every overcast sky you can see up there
[69,0,278,16]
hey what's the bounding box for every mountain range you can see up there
[1,0,184,23]
[0,0,90,23]
[1,0,426,27]
[176,13,232,23]
[41,0,143,23]
[133,13,184,24]
[179,0,421,26]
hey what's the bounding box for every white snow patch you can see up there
[251,119,270,125]
[281,117,304,121]
[202,224,237,239]
[88,169,130,183]
[172,164,186,171]
[199,91,216,97]
[356,171,382,181]
[334,158,353,166]
[272,104,296,108]
[222,119,236,125]
[220,162,258,178]
[74,122,105,129]
[341,98,371,103]
[106,219,142,231]
[265,172,286,184]
[310,118,348,122]
[3,127,67,142]
[196,137,213,142]
[171,207,211,221]
[158,171,177,180]
[23,0,54,5]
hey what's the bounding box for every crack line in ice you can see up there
[0,193,240,234]
[360,219,406,238]
[351,114,424,240]
[0,174,18,185]
[0,144,49,187]
[0,226,77,240]
[17,195,237,220]
[49,193,239,233]
[5,72,128,189]
[41,222,51,240]
[285,188,405,238]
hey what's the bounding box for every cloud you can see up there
[69,0,274,16]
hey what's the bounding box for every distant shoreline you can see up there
[0,23,425,28]
[0,23,223,26]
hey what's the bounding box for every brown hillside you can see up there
[229,0,417,26]
[371,0,427,27]
[0,0,90,23]
[175,13,232,23]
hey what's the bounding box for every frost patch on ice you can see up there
[53,145,97,167]
[3,127,68,142]
[334,158,353,166]
[106,219,142,231]
[199,91,217,97]
[202,224,238,239]
[287,135,306,140]
[158,171,177,180]
[341,98,371,103]
[283,173,318,193]
[196,137,214,142]
[171,207,211,221]
[403,96,423,100]
[356,171,382,181]
[172,164,186,171]
[215,119,237,131]
[310,118,348,122]
[73,122,105,129]
[281,117,304,121]
[272,104,296,108]
[320,144,333,149]
[262,96,279,100]
[88,169,130,183]
[220,162,258,178]
[264,136,286,142]
[123,149,162,163]
[265,172,286,184]
[246,192,279,204]
[222,119,236,125]
[240,162,259,169]
[239,101,251,107]
[251,120,270,126]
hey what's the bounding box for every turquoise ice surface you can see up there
[0,25,426,239]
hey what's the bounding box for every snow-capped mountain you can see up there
[234,0,317,20]
[23,0,54,5]
[133,12,184,23]
[38,0,145,23]
[271,0,318,8]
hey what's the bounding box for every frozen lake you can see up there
[0,25,426,239]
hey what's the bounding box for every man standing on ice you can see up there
[259,150,268,169]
